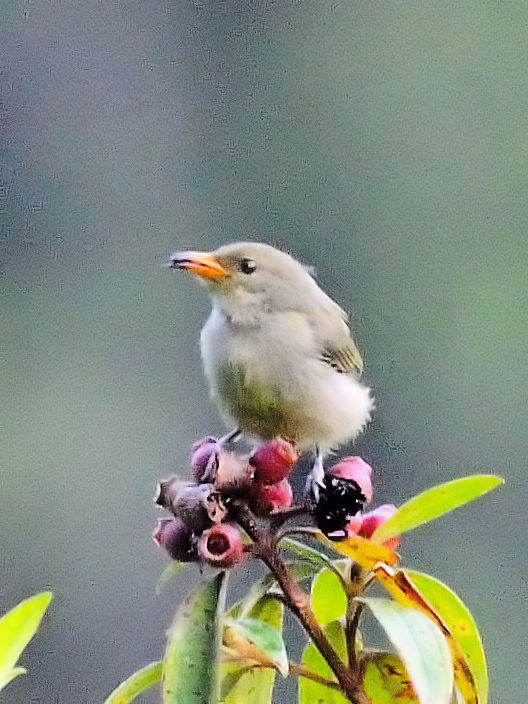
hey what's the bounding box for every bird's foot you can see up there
[305,452,326,503]
[217,427,242,448]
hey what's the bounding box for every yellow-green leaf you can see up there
[156,561,186,595]
[299,620,348,704]
[360,597,454,704]
[374,564,482,703]
[372,475,503,543]
[0,591,53,691]
[319,533,398,567]
[221,597,283,704]
[311,568,347,625]
[407,571,488,704]
[226,619,288,676]
[363,652,419,703]
[281,536,346,568]
[163,572,226,704]
[103,661,162,703]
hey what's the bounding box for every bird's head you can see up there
[168,242,317,319]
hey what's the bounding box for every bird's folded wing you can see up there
[320,340,364,377]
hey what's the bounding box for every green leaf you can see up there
[407,571,488,704]
[163,572,226,704]
[221,597,283,704]
[103,661,162,703]
[299,620,348,704]
[372,475,503,543]
[363,652,419,703]
[226,619,288,677]
[360,597,454,704]
[281,537,338,565]
[156,561,187,595]
[373,565,479,704]
[245,595,283,630]
[0,591,53,691]
[311,568,347,625]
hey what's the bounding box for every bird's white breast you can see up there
[200,304,373,449]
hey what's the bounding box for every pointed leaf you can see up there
[407,571,488,704]
[373,565,481,704]
[281,537,339,566]
[360,597,454,704]
[103,661,162,703]
[299,620,349,704]
[221,597,283,704]
[163,572,226,704]
[156,561,186,595]
[0,667,26,690]
[311,568,347,625]
[226,618,288,677]
[0,592,53,691]
[372,475,503,543]
[363,652,419,703]
[319,533,398,567]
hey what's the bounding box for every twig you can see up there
[289,662,341,690]
[232,502,368,703]
[222,657,342,692]
[276,525,321,541]
[269,503,311,529]
[345,564,375,669]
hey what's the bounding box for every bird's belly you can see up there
[213,360,372,449]
[214,363,294,439]
[201,309,373,448]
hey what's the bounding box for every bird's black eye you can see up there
[239,258,257,275]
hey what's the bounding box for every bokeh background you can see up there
[2,1,527,702]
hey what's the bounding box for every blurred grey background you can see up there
[1,1,526,702]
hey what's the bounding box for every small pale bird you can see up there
[168,242,374,488]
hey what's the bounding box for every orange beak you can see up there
[168,250,228,279]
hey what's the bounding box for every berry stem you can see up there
[232,502,368,703]
[345,564,375,670]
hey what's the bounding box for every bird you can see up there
[167,242,374,491]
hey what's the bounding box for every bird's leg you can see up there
[305,448,326,503]
[217,427,242,447]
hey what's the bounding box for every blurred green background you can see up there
[1,1,526,701]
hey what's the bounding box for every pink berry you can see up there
[249,479,293,516]
[348,504,400,550]
[329,456,373,503]
[249,438,299,484]
[198,523,244,568]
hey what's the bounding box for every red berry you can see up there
[249,438,299,484]
[249,479,293,516]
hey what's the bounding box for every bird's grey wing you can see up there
[320,338,364,377]
[303,292,364,377]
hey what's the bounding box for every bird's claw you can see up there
[217,427,242,448]
[306,453,326,503]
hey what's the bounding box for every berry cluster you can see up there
[153,437,398,569]
[153,437,298,568]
